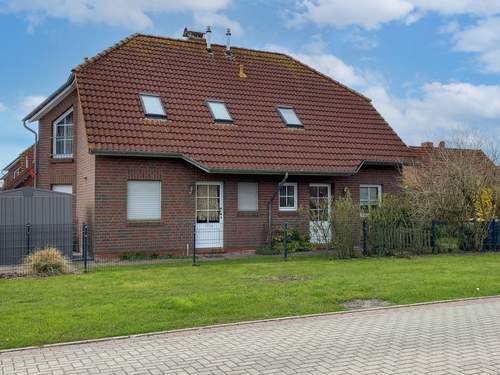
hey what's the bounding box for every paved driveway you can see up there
[2,297,500,374]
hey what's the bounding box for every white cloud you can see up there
[0,102,7,112]
[290,0,414,29]
[3,0,241,33]
[450,17,500,73]
[290,0,500,30]
[366,82,500,145]
[268,40,500,145]
[20,95,46,115]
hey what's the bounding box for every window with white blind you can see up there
[51,184,73,194]
[238,182,258,211]
[127,181,161,220]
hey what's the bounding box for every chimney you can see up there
[205,26,212,54]
[225,28,232,58]
[438,141,445,149]
[421,141,434,148]
[182,28,205,40]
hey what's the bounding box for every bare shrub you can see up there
[23,247,74,276]
[404,136,499,251]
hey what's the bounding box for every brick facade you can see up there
[34,91,403,258]
[37,91,78,220]
[93,156,401,257]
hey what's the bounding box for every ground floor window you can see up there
[127,181,161,220]
[309,184,330,221]
[279,182,297,211]
[360,184,382,213]
[51,184,73,194]
[238,182,258,212]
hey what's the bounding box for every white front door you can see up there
[309,184,331,244]
[195,182,223,248]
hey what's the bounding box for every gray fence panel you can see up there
[0,188,74,265]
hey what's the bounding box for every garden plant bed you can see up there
[1,253,500,350]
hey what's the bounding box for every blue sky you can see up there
[1,0,499,168]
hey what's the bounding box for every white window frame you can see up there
[237,182,258,212]
[52,108,74,159]
[279,182,298,211]
[360,184,382,213]
[309,183,331,221]
[127,180,161,221]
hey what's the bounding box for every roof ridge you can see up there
[135,33,370,102]
[73,33,141,72]
[278,53,372,103]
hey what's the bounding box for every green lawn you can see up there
[1,253,500,350]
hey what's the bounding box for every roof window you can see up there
[277,106,302,127]
[140,94,167,119]
[206,100,233,123]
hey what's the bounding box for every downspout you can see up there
[23,120,38,188]
[266,172,289,244]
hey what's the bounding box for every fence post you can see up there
[362,219,368,256]
[82,223,88,272]
[283,222,288,261]
[431,219,437,254]
[492,220,498,252]
[25,223,31,255]
[192,222,198,266]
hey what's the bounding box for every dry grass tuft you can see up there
[23,247,74,276]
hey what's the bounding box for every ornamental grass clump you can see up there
[23,247,74,276]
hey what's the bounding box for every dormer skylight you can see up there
[277,106,302,127]
[206,100,233,123]
[140,94,167,119]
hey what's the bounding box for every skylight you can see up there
[277,106,302,127]
[207,101,233,123]
[140,94,167,119]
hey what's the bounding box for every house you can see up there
[406,141,498,186]
[22,31,413,257]
[1,145,35,191]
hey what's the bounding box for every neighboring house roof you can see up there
[1,144,35,190]
[409,142,496,168]
[33,33,414,175]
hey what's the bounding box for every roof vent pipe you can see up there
[206,26,212,54]
[225,28,232,57]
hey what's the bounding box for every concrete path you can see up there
[2,297,500,374]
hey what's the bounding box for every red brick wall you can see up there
[37,91,78,220]
[93,157,401,256]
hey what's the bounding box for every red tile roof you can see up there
[409,144,495,167]
[74,34,413,174]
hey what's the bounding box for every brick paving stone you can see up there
[1,298,500,374]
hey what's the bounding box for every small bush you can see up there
[23,247,74,276]
[272,227,313,254]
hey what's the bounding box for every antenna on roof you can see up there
[206,26,212,54]
[225,28,232,58]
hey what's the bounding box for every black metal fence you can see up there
[0,219,499,277]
